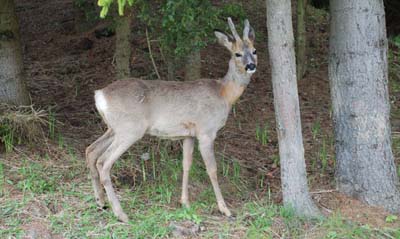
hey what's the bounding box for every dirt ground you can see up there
[2,0,400,238]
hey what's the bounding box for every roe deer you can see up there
[86,18,257,222]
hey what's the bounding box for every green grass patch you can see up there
[1,140,400,238]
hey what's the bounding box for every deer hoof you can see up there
[221,209,232,217]
[228,215,236,222]
[180,198,190,208]
[217,201,231,217]
[117,212,129,223]
[96,198,106,208]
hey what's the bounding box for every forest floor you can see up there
[1,0,400,238]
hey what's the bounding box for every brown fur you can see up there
[219,80,245,105]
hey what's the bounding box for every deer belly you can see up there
[147,121,197,139]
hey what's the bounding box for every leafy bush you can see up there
[159,0,220,57]
[393,35,400,48]
[98,0,246,59]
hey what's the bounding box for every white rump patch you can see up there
[95,90,108,113]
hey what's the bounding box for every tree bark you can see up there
[184,49,201,81]
[0,0,29,105]
[296,0,308,80]
[330,0,400,213]
[266,0,320,217]
[115,11,132,79]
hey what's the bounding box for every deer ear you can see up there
[214,30,233,50]
[248,26,255,42]
[243,19,255,43]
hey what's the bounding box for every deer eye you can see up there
[235,53,242,57]
[253,50,257,55]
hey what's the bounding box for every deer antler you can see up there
[243,19,250,40]
[228,17,240,42]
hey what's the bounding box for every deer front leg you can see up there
[198,135,232,217]
[181,137,194,207]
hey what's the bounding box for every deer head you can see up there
[214,18,257,75]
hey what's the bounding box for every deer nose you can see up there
[245,63,256,71]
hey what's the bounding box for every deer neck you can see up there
[220,59,251,105]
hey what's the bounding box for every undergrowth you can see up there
[1,139,400,238]
[0,104,47,153]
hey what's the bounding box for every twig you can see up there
[319,203,333,214]
[374,228,395,239]
[310,189,336,194]
[145,28,161,80]
[270,228,283,239]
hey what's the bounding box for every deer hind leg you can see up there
[181,137,194,207]
[198,134,232,217]
[86,129,114,207]
[96,128,146,223]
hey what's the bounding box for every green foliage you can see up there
[219,3,246,20]
[17,161,59,194]
[48,109,56,139]
[98,0,135,18]
[73,0,99,22]
[311,119,321,140]
[139,0,244,58]
[159,0,219,57]
[393,35,400,48]
[169,206,202,224]
[271,154,280,167]
[320,137,328,172]
[244,200,276,238]
[386,214,398,223]
[100,0,245,59]
[389,44,400,95]
[0,124,15,153]
[2,145,400,238]
[158,0,246,58]
[256,122,269,145]
[0,162,4,196]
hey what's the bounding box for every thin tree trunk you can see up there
[115,11,132,79]
[296,0,308,80]
[266,0,320,217]
[184,49,201,81]
[330,0,400,213]
[0,0,29,105]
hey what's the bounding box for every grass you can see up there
[389,42,400,179]
[256,122,269,145]
[309,118,335,174]
[393,136,400,178]
[1,140,400,239]
[319,137,328,172]
[16,160,59,194]
[0,104,48,153]
[311,120,321,141]
[48,108,56,140]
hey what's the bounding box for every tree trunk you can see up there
[115,12,132,79]
[296,0,308,80]
[184,49,201,81]
[0,0,29,105]
[329,0,400,213]
[266,0,320,217]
